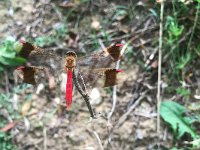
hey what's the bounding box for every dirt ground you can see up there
[0,0,173,150]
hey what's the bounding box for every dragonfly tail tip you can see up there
[116,69,123,73]
[115,43,124,47]
[19,39,26,44]
[66,104,71,111]
[16,66,25,70]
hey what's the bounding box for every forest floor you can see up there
[0,0,176,150]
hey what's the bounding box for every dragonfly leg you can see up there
[78,71,88,94]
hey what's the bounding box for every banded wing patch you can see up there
[14,66,45,85]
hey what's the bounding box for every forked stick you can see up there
[72,71,96,118]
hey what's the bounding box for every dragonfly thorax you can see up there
[65,51,77,71]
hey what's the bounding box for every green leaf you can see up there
[0,56,8,65]
[176,52,191,70]
[3,36,16,49]
[113,9,127,20]
[34,36,54,47]
[169,22,184,37]
[0,66,3,72]
[6,57,26,66]
[190,138,200,149]
[2,51,15,58]
[170,148,184,150]
[160,101,198,139]
[0,62,4,71]
[13,41,23,53]
[176,87,191,98]
[196,0,200,3]
[0,47,15,58]
[0,132,6,138]
[0,56,26,66]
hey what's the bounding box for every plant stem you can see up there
[157,1,164,136]
[93,131,104,150]
[187,3,200,52]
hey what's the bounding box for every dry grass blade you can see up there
[157,1,164,137]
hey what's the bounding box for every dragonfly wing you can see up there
[77,43,123,69]
[105,44,124,61]
[17,41,65,78]
[18,40,35,58]
[75,44,124,92]
[14,66,45,85]
[14,65,58,89]
[18,40,47,59]
[75,68,123,93]
[104,69,123,87]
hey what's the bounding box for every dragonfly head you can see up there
[65,51,77,70]
[65,51,77,58]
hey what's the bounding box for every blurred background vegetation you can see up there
[0,0,200,150]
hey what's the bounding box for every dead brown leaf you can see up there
[0,122,16,132]
[21,101,32,116]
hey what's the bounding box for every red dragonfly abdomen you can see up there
[66,70,73,110]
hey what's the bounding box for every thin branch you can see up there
[107,47,125,119]
[157,1,164,135]
[72,71,96,118]
[43,127,47,150]
[92,131,104,150]
[98,39,119,119]
[98,39,106,50]
[103,90,148,148]
[107,84,117,119]
[187,3,200,51]
[4,71,9,93]
[50,3,63,21]
[115,90,148,128]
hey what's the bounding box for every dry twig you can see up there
[157,0,164,136]
[115,90,148,128]
[92,131,104,150]
[72,71,96,118]
[43,127,47,150]
[107,43,128,119]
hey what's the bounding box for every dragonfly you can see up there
[14,40,124,112]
